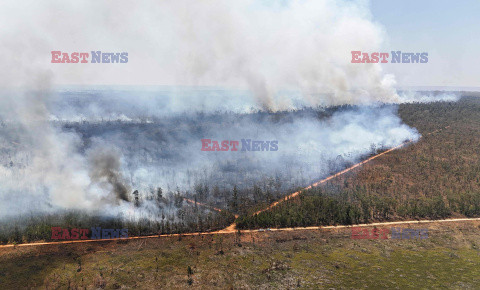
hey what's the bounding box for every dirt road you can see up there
[2,216,479,249]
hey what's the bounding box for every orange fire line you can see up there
[253,140,414,215]
[183,198,239,219]
[183,198,225,213]
[4,216,480,249]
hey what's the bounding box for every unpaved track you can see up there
[0,126,458,249]
[1,217,479,249]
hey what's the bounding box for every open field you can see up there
[2,220,480,289]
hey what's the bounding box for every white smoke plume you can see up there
[0,0,449,219]
[1,0,401,106]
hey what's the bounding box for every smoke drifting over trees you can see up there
[0,95,421,219]
[0,0,458,224]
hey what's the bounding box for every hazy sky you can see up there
[370,0,480,88]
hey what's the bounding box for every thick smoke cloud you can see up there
[0,0,448,220]
[2,0,400,106]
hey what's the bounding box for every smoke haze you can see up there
[0,0,458,220]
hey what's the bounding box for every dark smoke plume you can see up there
[88,147,130,202]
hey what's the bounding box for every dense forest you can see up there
[3,95,480,243]
[237,95,480,229]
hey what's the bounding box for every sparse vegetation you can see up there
[2,221,480,288]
